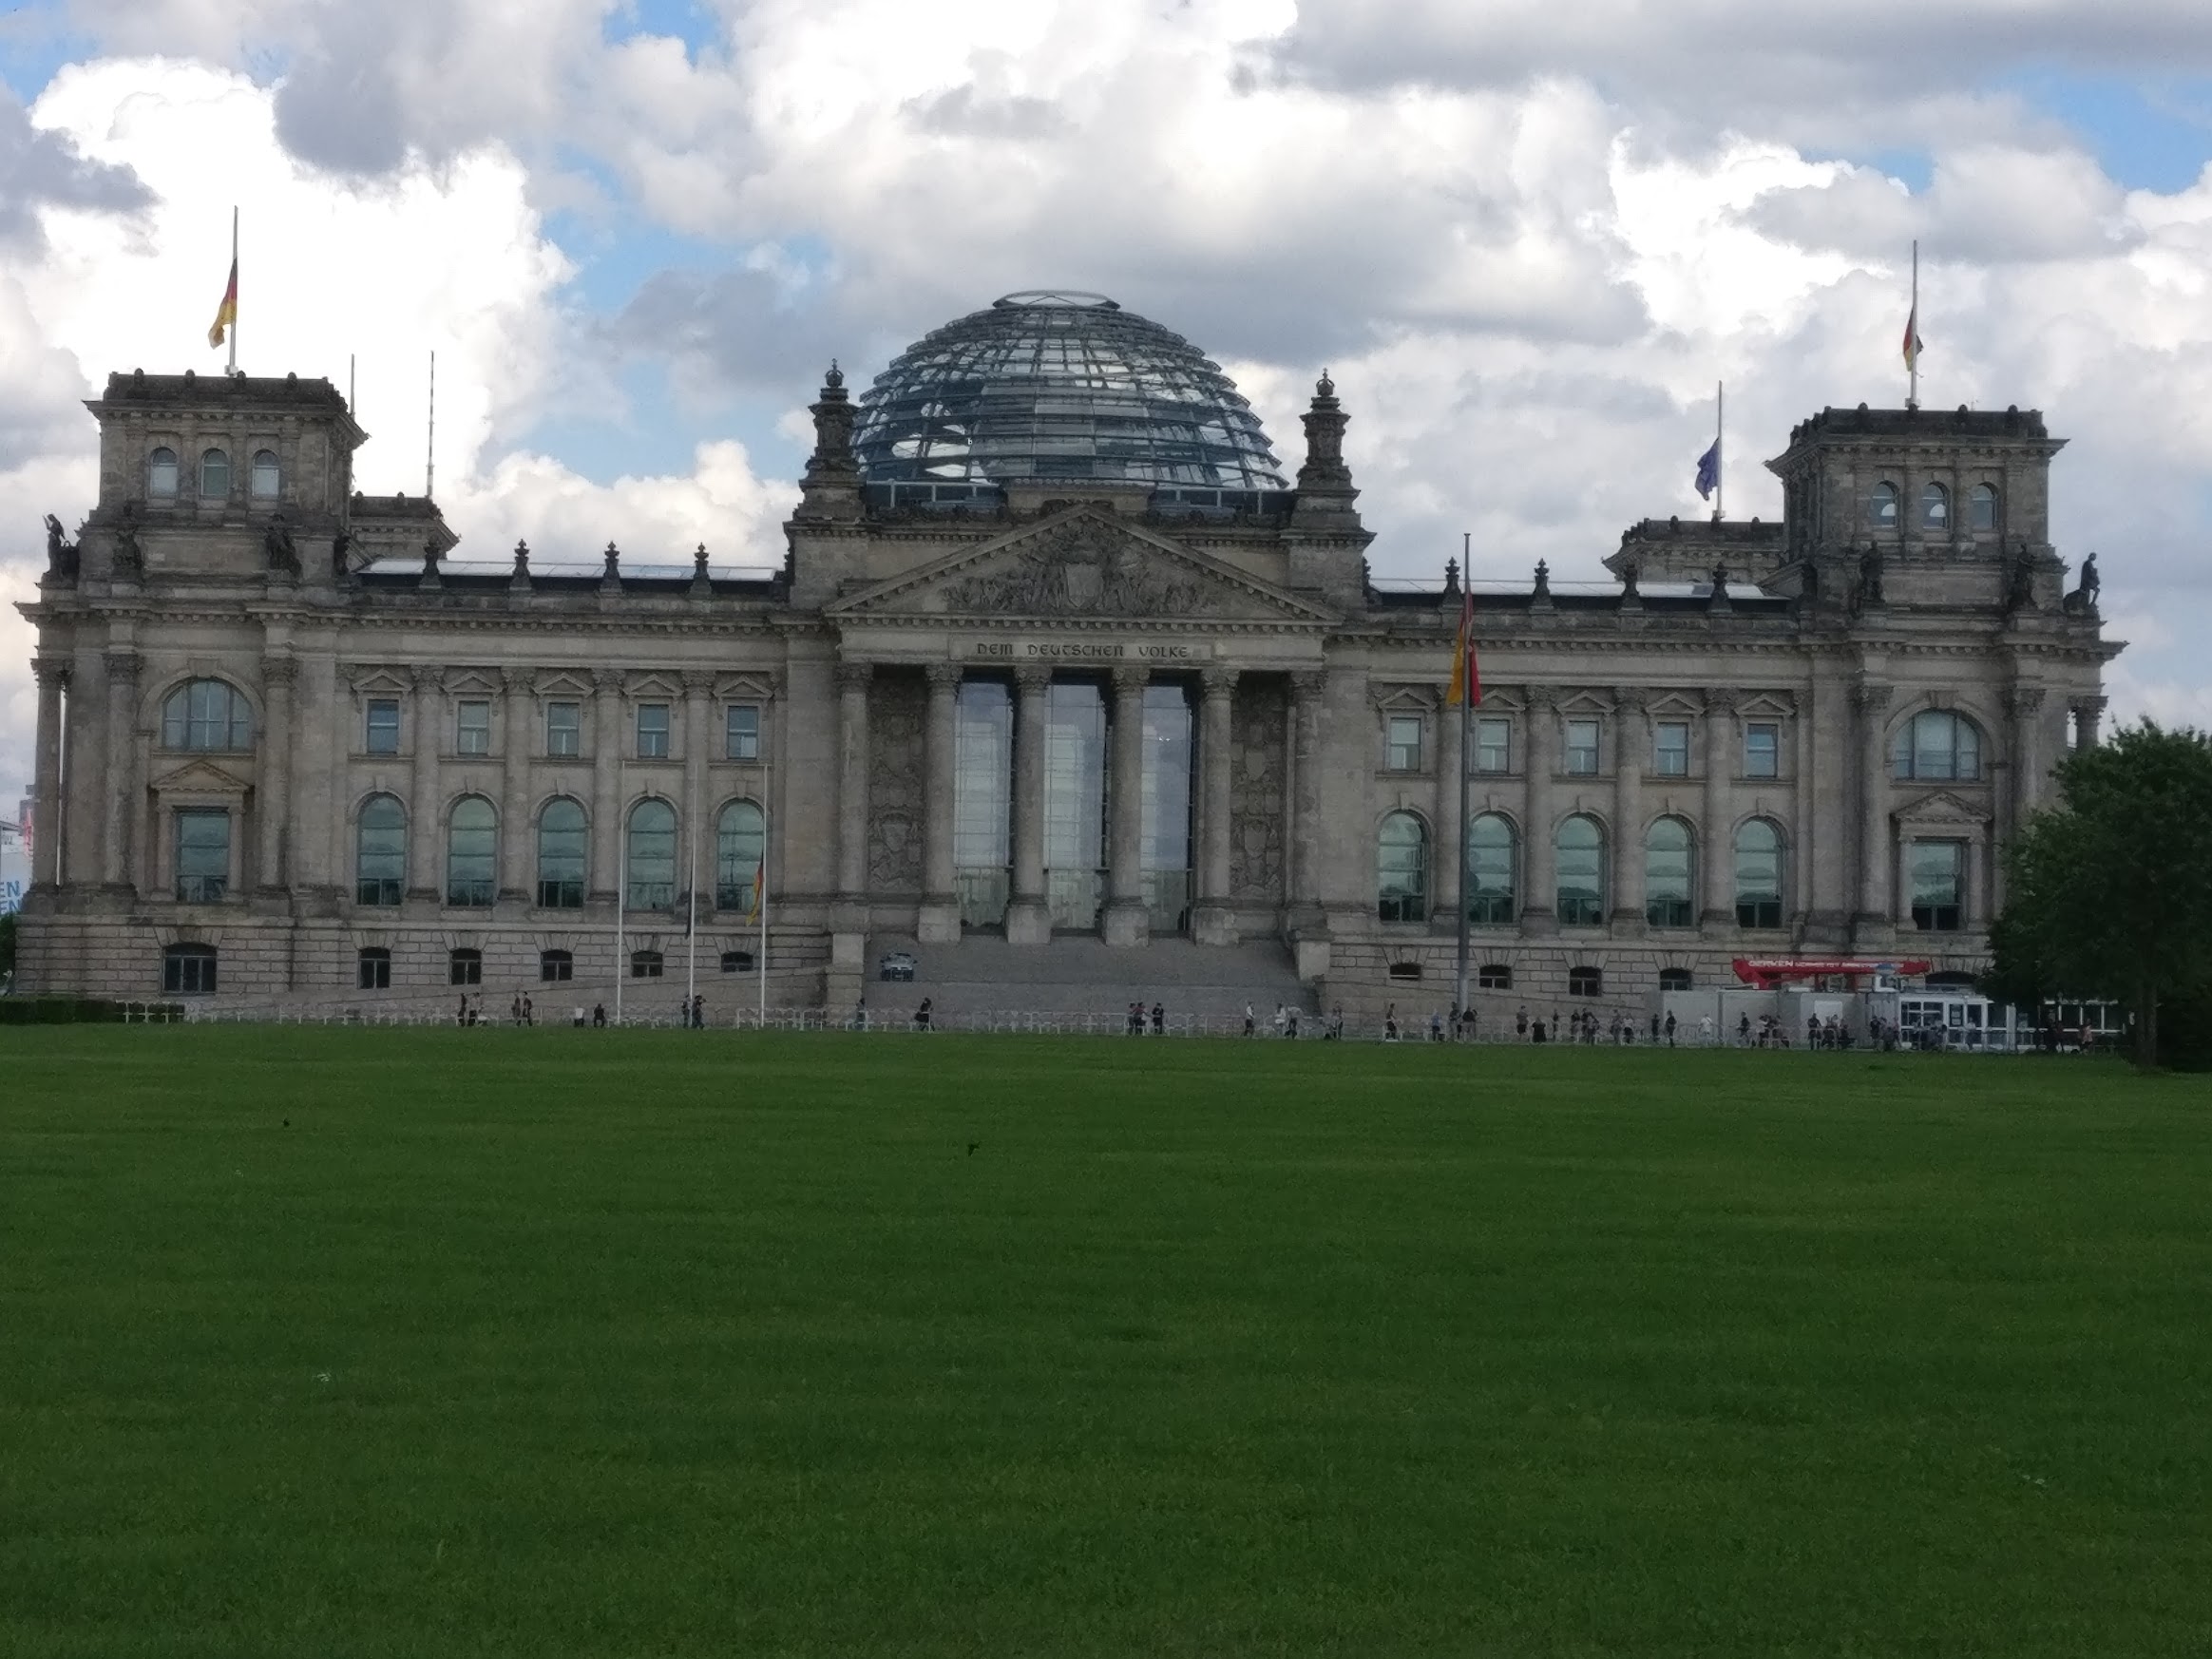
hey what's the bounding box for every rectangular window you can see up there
[455,699,491,756]
[162,945,218,995]
[1474,717,1511,774]
[1745,721,1780,779]
[637,703,671,759]
[545,701,581,757]
[1565,718,1600,776]
[365,697,401,755]
[1385,715,1423,772]
[1910,840,1965,932]
[449,948,483,986]
[357,947,391,990]
[540,949,573,983]
[1653,721,1690,777]
[174,809,230,904]
[725,705,760,761]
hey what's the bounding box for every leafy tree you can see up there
[1993,721,2212,1069]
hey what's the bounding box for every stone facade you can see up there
[16,351,2120,1020]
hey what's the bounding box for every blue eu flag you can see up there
[1694,438,1721,501]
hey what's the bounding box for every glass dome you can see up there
[852,292,1287,497]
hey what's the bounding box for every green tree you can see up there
[1993,721,2212,1069]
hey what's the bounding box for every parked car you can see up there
[878,951,917,982]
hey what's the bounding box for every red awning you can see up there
[1730,958,1933,986]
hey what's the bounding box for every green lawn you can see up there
[3,1030,2207,1657]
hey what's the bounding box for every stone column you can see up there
[1610,690,1646,930]
[682,670,714,919]
[834,660,873,905]
[407,666,444,902]
[29,658,67,890]
[102,650,142,892]
[1520,688,1557,933]
[1104,665,1150,945]
[1287,670,1326,920]
[1005,665,1052,944]
[918,663,962,944]
[1852,680,1894,934]
[1964,833,1986,932]
[2070,694,2106,753]
[1192,667,1237,945]
[257,655,296,895]
[589,669,622,905]
[1433,694,1464,925]
[1700,691,1734,926]
[499,668,534,903]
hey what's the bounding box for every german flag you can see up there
[1445,582,1480,706]
[747,855,765,925]
[207,257,238,349]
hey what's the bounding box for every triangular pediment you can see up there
[151,756,253,795]
[1892,788,1990,828]
[826,509,1333,624]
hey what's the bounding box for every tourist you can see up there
[1531,1016,1547,1043]
[1698,1013,1714,1046]
[1738,1012,1752,1046]
[916,996,933,1032]
[511,994,524,1026]
[1244,1001,1256,1038]
[592,1001,606,1027]
[1664,1010,1677,1047]
[1286,1006,1301,1039]
[690,993,703,1030]
[456,993,467,1026]
[1516,1006,1529,1041]
[1383,1002,1400,1041]
[1273,1003,1287,1038]
[1151,1001,1165,1037]
[1429,1010,1443,1042]
[524,994,535,1027]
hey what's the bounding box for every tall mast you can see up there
[1452,530,1473,1028]
[227,207,238,377]
[426,351,436,498]
[1908,240,1920,411]
[1714,381,1725,522]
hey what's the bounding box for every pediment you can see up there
[151,756,253,795]
[826,508,1333,624]
[1892,788,1990,828]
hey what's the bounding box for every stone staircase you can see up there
[857,931,1316,1024]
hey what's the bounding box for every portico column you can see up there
[918,663,962,944]
[1852,680,1894,935]
[1433,693,1464,925]
[2070,694,2106,753]
[1005,664,1051,944]
[257,655,296,895]
[29,658,67,890]
[1611,690,1646,930]
[407,666,444,902]
[498,669,534,903]
[1700,690,1734,926]
[1192,667,1237,945]
[102,651,142,892]
[1104,665,1150,946]
[835,661,873,903]
[1287,670,1326,918]
[2000,684,2047,914]
[1520,689,1557,934]
[589,669,622,904]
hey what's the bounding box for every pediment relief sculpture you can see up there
[1891,788,1990,828]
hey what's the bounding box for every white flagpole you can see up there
[759,705,772,1028]
[227,207,238,377]
[1714,380,1725,522]
[615,812,626,1027]
[1908,240,1919,411]
[684,798,698,1020]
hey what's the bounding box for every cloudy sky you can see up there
[6,0,2212,798]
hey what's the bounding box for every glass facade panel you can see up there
[1141,684,1193,933]
[446,796,497,906]
[1465,812,1516,925]
[716,800,766,913]
[355,793,406,906]
[1644,816,1694,928]
[625,799,677,909]
[1734,818,1783,928]
[1474,716,1511,774]
[1377,812,1427,923]
[162,679,252,752]
[175,809,230,903]
[546,701,581,756]
[1043,682,1105,930]
[1556,814,1605,925]
[954,680,1012,926]
[1745,721,1780,778]
[1565,718,1600,775]
[1910,839,1964,931]
[1653,721,1689,776]
[537,797,586,907]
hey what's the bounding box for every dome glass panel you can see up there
[852,292,1287,496]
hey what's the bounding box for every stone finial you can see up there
[1442,557,1461,598]
[691,542,712,595]
[1707,563,1731,610]
[1292,369,1360,530]
[1619,557,1641,607]
[796,359,863,522]
[601,541,621,593]
[419,537,444,588]
[1533,559,1551,598]
[1316,368,1334,399]
[509,538,532,594]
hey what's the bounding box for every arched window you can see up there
[355,793,406,906]
[147,447,180,497]
[199,448,231,499]
[250,448,280,499]
[1644,816,1694,928]
[715,800,766,913]
[446,796,497,907]
[1920,481,1949,529]
[1556,814,1605,926]
[536,798,586,908]
[1870,482,1899,529]
[161,678,252,751]
[626,798,677,909]
[1892,710,1983,781]
[1970,483,1998,532]
[1465,812,1516,925]
[1377,812,1428,923]
[1734,818,1784,929]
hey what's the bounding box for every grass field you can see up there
[3,1029,2208,1657]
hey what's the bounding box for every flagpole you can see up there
[1908,240,1919,410]
[684,796,698,1020]
[1453,532,1474,1029]
[227,207,238,377]
[1713,381,1724,522]
[758,712,772,1028]
[615,812,626,1027]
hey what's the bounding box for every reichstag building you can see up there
[16,290,2119,1014]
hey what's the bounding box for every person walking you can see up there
[1383,1002,1399,1041]
[1516,1006,1529,1041]
[916,996,933,1032]
[1273,1003,1288,1039]
[1698,1013,1713,1046]
[1244,1001,1256,1038]
[1664,1010,1677,1047]
[1286,1005,1301,1039]
[524,994,536,1027]
[1150,1001,1165,1037]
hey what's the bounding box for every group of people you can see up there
[1242,1002,1351,1039]
[455,992,536,1027]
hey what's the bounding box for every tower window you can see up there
[148,448,180,498]
[199,448,231,500]
[1921,482,1949,530]
[726,704,760,761]
[250,449,280,499]
[1871,482,1899,529]
[1970,483,1998,532]
[546,701,581,757]
[1474,716,1511,773]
